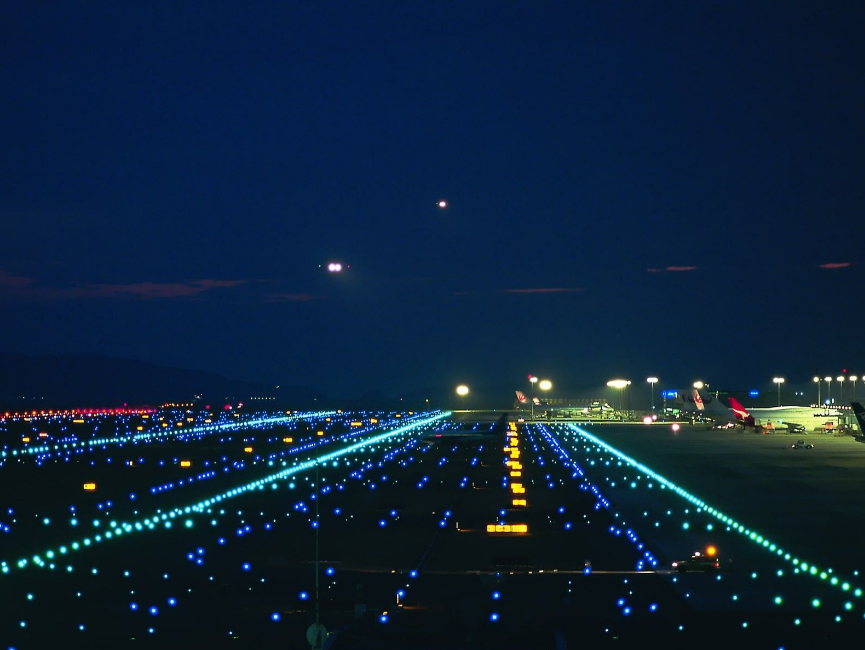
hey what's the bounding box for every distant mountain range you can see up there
[0,353,321,411]
[0,352,500,412]
[0,353,550,412]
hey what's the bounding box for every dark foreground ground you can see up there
[1,410,864,649]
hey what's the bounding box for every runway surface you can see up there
[1,408,864,649]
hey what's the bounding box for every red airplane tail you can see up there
[727,396,756,427]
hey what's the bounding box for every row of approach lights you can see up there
[69,413,388,492]
[72,413,393,492]
[487,420,528,534]
[2,413,451,640]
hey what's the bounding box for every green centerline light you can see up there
[562,423,863,602]
[1,412,449,575]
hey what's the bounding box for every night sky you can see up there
[2,2,863,399]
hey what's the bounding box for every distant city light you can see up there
[327,262,343,273]
[437,200,448,209]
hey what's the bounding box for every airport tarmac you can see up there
[1,410,864,649]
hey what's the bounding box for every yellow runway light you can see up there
[83,483,96,491]
[510,471,522,477]
[180,460,191,468]
[486,524,528,534]
[512,499,527,506]
[283,437,294,443]
[244,446,253,453]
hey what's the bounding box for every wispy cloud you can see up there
[504,287,584,294]
[0,277,245,300]
[818,262,851,269]
[0,270,34,287]
[264,292,317,302]
[65,279,246,299]
[647,266,698,273]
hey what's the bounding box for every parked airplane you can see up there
[852,402,865,438]
[727,396,759,429]
[676,389,818,432]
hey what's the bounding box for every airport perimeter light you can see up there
[647,377,658,410]
[813,376,821,405]
[852,376,858,402]
[539,379,552,392]
[693,381,704,390]
[529,375,538,419]
[607,379,629,412]
[773,377,785,407]
[824,377,832,404]
[455,385,469,410]
[837,376,845,403]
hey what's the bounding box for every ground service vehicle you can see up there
[791,440,815,449]
[672,552,720,573]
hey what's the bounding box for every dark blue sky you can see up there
[2,2,863,398]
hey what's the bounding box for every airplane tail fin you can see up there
[852,402,865,435]
[515,391,527,404]
[728,396,755,427]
